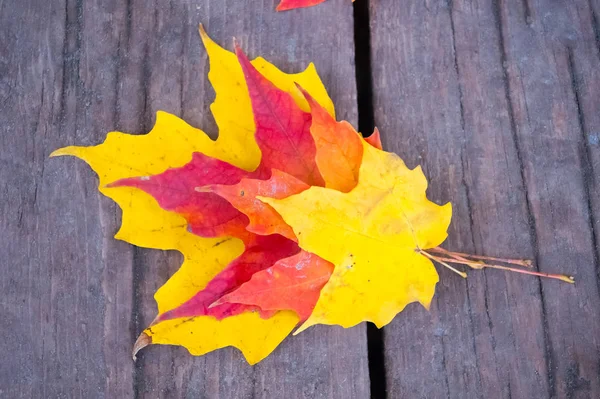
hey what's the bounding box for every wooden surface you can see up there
[1,0,599,398]
[371,0,600,398]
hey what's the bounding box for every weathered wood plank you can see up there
[497,0,600,396]
[131,1,369,397]
[370,0,600,397]
[1,0,137,397]
[448,1,551,397]
[371,2,480,397]
[1,0,369,398]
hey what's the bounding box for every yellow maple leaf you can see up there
[50,27,333,364]
[261,141,452,332]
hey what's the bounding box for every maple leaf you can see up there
[215,250,334,320]
[261,141,453,332]
[50,27,334,364]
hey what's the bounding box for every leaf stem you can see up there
[430,246,533,268]
[132,332,152,361]
[478,263,574,283]
[421,251,574,284]
[419,250,467,278]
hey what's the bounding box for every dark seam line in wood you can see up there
[589,0,600,57]
[492,1,555,396]
[114,0,132,130]
[125,0,132,47]
[482,271,501,368]
[49,2,75,394]
[565,362,587,399]
[169,353,176,395]
[132,247,143,399]
[141,38,151,134]
[32,80,46,208]
[44,0,78,394]
[74,0,86,386]
[353,1,386,398]
[365,324,386,399]
[75,0,83,94]
[31,77,44,156]
[59,0,82,129]
[113,34,123,130]
[353,0,374,136]
[567,49,600,315]
[179,14,187,116]
[521,0,533,26]
[434,294,452,399]
[112,9,135,395]
[464,278,485,398]
[132,4,156,397]
[460,148,485,399]
[447,3,484,396]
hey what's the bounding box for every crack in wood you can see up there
[353,1,387,398]
[447,3,485,396]
[567,47,600,320]
[492,0,556,396]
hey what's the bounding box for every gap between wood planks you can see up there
[353,1,387,399]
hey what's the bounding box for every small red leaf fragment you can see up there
[276,0,327,11]
[364,127,383,150]
[216,250,334,320]
[155,234,300,323]
[235,45,325,187]
[203,170,309,241]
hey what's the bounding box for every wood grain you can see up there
[497,0,600,396]
[4,0,600,397]
[370,0,600,397]
[1,0,368,397]
[1,0,137,397]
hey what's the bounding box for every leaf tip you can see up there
[364,127,384,150]
[198,23,211,46]
[207,297,224,308]
[232,37,241,52]
[275,1,288,11]
[293,320,314,335]
[132,332,152,361]
[295,83,316,107]
[49,146,76,158]
[255,195,270,204]
[421,299,433,311]
[232,39,252,71]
